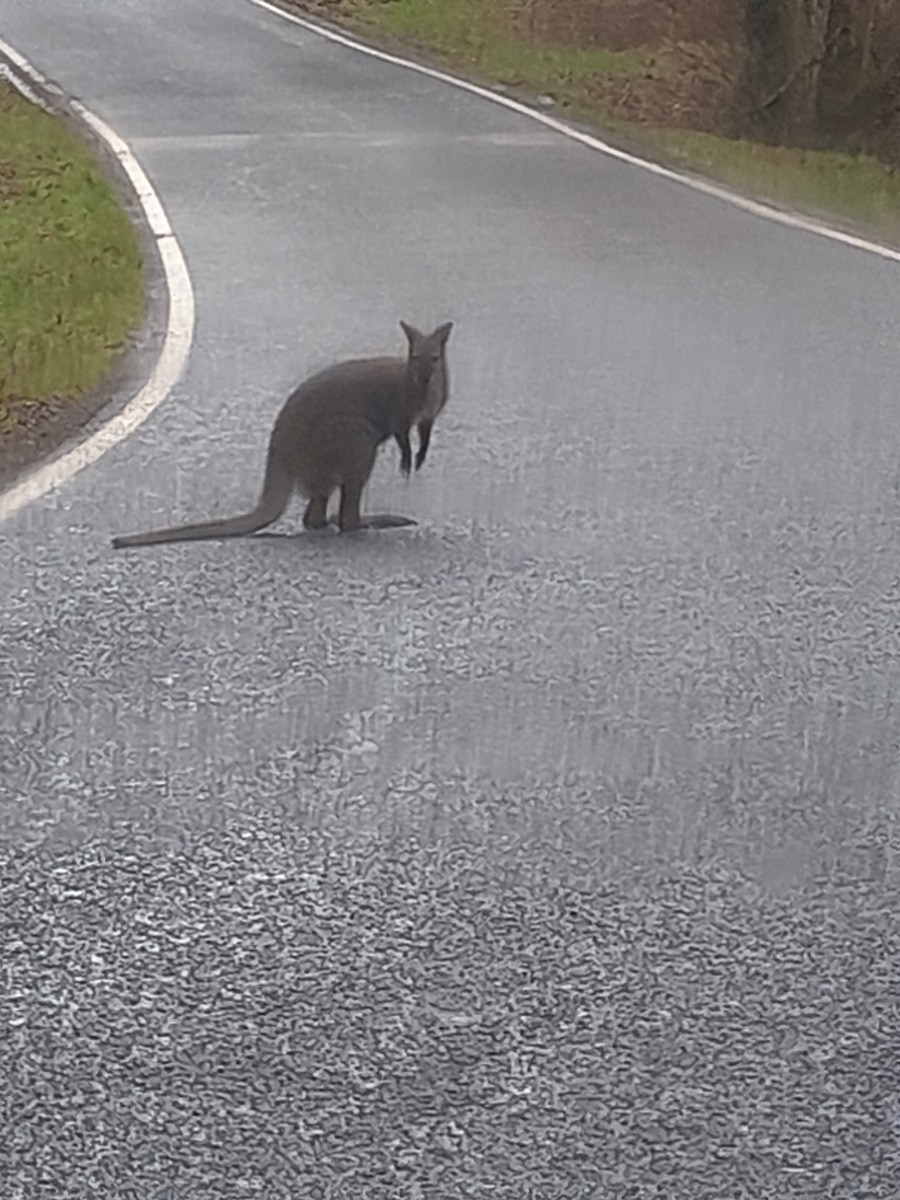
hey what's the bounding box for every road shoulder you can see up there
[0,51,170,493]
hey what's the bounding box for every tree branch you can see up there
[752,24,849,115]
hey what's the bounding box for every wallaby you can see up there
[111,320,453,550]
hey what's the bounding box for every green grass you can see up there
[0,82,143,430]
[340,0,646,103]
[630,126,900,241]
[302,0,900,246]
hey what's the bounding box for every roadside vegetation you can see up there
[324,0,648,104]
[284,0,900,245]
[623,124,900,243]
[0,82,142,450]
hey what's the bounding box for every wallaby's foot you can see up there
[358,514,418,530]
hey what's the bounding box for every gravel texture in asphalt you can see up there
[2,1,900,1196]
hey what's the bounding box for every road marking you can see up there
[0,59,53,110]
[252,0,900,268]
[0,39,195,524]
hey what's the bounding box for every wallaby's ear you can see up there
[434,322,453,345]
[400,320,420,346]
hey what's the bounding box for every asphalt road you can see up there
[2,1,899,1196]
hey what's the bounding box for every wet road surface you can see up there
[1,1,899,1195]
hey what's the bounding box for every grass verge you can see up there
[596,118,900,244]
[0,81,143,443]
[285,0,900,247]
[301,0,647,106]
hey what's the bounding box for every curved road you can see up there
[2,1,899,1195]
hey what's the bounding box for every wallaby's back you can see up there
[279,356,414,492]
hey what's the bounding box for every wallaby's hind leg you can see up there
[303,494,329,530]
[336,480,416,532]
[414,419,434,471]
[338,480,364,532]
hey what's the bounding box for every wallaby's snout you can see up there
[408,352,437,392]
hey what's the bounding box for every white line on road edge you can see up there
[252,0,900,268]
[0,39,195,525]
[0,60,53,111]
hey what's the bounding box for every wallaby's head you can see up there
[400,320,453,391]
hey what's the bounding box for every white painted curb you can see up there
[252,0,900,268]
[0,39,195,524]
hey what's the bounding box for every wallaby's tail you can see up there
[111,446,293,550]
